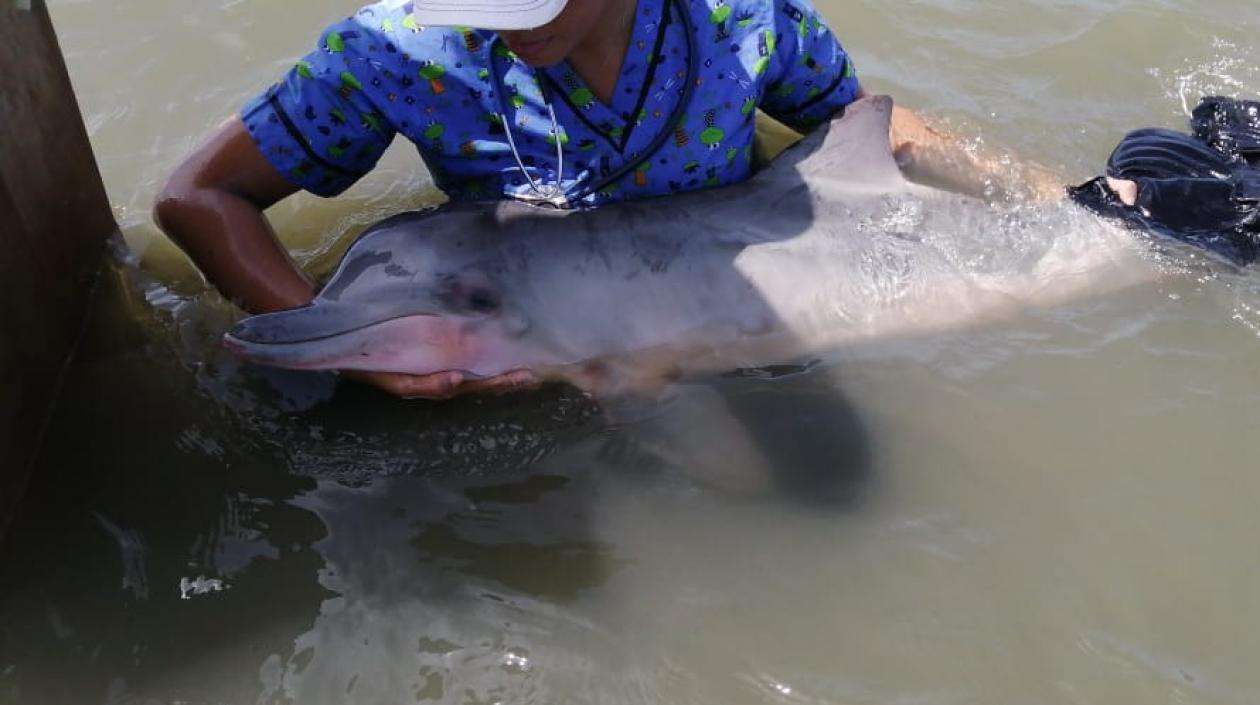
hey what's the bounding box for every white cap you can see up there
[411,0,569,30]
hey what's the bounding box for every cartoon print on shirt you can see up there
[700,109,724,150]
[560,71,597,110]
[325,30,345,53]
[419,61,446,94]
[458,26,482,53]
[242,0,861,203]
[710,1,732,41]
[424,120,445,148]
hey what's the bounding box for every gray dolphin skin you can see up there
[225,96,1154,391]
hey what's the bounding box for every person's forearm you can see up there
[889,105,977,191]
[155,188,315,314]
[887,103,1062,202]
[155,118,313,314]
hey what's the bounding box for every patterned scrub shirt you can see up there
[241,0,861,206]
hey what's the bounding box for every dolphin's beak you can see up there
[223,302,446,371]
[227,302,415,346]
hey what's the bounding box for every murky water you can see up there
[4,1,1260,703]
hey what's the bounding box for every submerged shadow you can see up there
[716,370,873,507]
[596,366,873,509]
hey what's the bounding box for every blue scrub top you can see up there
[241,0,861,206]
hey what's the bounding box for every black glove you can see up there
[1069,97,1260,264]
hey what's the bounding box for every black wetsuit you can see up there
[1069,96,1260,264]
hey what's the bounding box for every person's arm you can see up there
[756,0,862,136]
[155,117,312,312]
[154,119,536,399]
[754,1,1061,202]
[882,95,1063,202]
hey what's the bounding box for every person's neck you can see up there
[565,0,637,104]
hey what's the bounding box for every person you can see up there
[155,0,1056,399]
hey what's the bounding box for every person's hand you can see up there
[341,369,539,400]
[1106,177,1140,206]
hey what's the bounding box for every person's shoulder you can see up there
[686,0,790,39]
[694,0,827,29]
[681,0,770,23]
[325,0,491,60]
[704,0,776,20]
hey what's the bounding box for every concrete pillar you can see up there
[0,0,116,539]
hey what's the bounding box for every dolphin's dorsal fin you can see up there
[755,95,906,189]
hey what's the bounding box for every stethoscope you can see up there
[487,0,698,209]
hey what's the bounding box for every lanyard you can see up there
[487,0,697,209]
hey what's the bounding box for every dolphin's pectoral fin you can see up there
[562,357,682,400]
[608,383,775,496]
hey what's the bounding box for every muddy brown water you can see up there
[3,1,1260,703]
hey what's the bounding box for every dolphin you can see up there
[225,96,1157,392]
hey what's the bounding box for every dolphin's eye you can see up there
[467,288,500,314]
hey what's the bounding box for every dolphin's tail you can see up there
[1069,96,1260,264]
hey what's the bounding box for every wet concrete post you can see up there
[0,0,116,539]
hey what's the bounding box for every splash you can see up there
[1158,38,1260,117]
[178,575,228,600]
